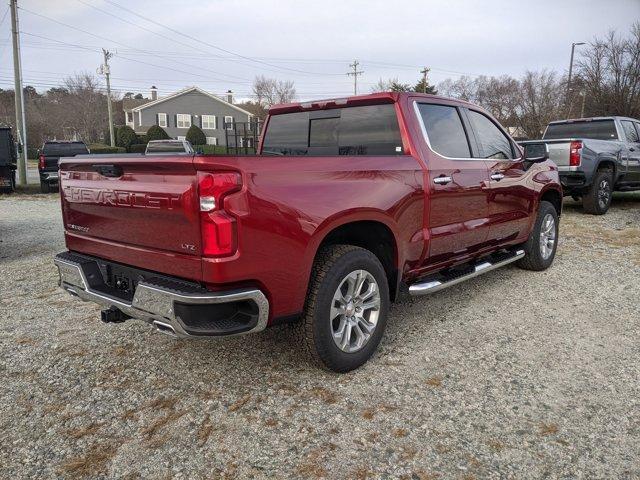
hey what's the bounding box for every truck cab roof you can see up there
[268,92,478,115]
[549,116,639,125]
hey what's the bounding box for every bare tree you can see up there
[576,22,640,117]
[516,70,564,138]
[252,76,297,107]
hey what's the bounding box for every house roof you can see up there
[130,86,252,116]
[123,98,151,111]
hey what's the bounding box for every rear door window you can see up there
[262,104,403,156]
[416,103,471,158]
[621,120,640,143]
[467,110,514,160]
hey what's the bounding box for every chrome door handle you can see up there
[433,176,452,185]
[490,172,505,181]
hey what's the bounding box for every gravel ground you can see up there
[1,192,639,479]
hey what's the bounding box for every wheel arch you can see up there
[306,213,401,301]
[539,186,563,217]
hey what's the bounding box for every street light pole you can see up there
[566,42,585,117]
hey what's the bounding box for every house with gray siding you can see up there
[123,86,253,146]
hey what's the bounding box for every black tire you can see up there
[294,244,390,373]
[1,174,13,194]
[40,180,51,193]
[517,200,559,271]
[582,170,613,215]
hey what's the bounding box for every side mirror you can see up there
[523,143,549,163]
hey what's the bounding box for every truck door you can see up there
[620,120,640,182]
[413,101,491,265]
[464,108,533,245]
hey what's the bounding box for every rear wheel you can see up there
[517,200,559,271]
[295,245,389,373]
[582,170,612,215]
[0,171,15,193]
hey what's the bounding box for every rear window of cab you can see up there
[262,104,403,156]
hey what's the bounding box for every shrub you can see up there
[116,125,137,150]
[128,143,147,153]
[88,144,126,154]
[185,125,206,146]
[146,125,170,141]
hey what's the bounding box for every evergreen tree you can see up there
[185,124,206,146]
[146,125,170,141]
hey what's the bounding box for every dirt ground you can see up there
[1,192,638,479]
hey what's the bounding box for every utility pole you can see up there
[566,42,585,117]
[420,67,430,93]
[10,0,27,186]
[347,60,364,95]
[98,49,115,147]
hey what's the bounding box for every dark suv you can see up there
[38,141,89,192]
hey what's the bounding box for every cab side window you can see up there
[467,110,514,160]
[621,120,640,143]
[417,103,471,158]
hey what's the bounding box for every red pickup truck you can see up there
[54,92,562,372]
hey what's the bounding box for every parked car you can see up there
[38,141,89,193]
[145,139,194,155]
[520,116,640,214]
[0,127,17,193]
[53,92,562,372]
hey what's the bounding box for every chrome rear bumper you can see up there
[54,252,269,338]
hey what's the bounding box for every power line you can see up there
[18,7,255,84]
[102,0,345,77]
[19,31,252,85]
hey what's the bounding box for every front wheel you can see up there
[295,245,389,373]
[517,200,559,271]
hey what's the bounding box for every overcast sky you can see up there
[1,0,638,101]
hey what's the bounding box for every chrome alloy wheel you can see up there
[597,179,611,210]
[330,269,381,353]
[539,213,556,260]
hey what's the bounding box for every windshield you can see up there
[543,120,618,140]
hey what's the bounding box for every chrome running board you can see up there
[409,249,525,296]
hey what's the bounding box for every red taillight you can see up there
[197,171,242,257]
[569,141,582,167]
[38,154,45,170]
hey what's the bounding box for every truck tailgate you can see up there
[547,142,571,167]
[59,155,202,280]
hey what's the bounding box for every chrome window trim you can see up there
[413,101,483,162]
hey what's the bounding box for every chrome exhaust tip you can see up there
[153,320,177,337]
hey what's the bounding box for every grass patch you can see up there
[228,394,251,412]
[309,386,339,404]
[539,423,559,436]
[59,444,118,478]
[65,422,103,439]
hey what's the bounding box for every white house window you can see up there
[202,115,216,130]
[177,136,186,141]
[205,137,217,145]
[125,111,133,126]
[176,114,191,128]
[224,116,234,130]
[158,113,167,128]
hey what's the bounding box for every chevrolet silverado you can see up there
[521,116,640,214]
[54,92,562,372]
